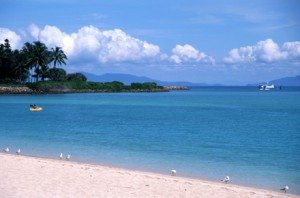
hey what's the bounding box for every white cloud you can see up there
[282,41,300,59]
[0,28,22,49]
[98,29,160,62]
[28,24,161,63]
[224,39,300,64]
[2,24,299,70]
[28,24,40,39]
[170,44,215,64]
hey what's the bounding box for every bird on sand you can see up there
[66,154,71,160]
[221,176,230,183]
[280,186,289,193]
[171,169,177,176]
[16,149,21,155]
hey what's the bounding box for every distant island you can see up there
[0,81,186,94]
[0,39,187,94]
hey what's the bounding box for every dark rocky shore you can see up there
[0,85,188,94]
[0,86,34,94]
[163,86,189,90]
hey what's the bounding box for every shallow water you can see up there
[0,87,299,193]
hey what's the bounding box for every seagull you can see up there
[280,185,289,193]
[221,176,230,183]
[16,149,21,155]
[4,147,9,153]
[59,153,63,159]
[66,154,71,160]
[171,169,177,176]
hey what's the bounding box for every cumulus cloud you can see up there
[27,24,161,63]
[224,39,300,64]
[282,41,300,59]
[170,44,215,64]
[0,28,22,49]
[28,24,40,39]
[3,24,299,69]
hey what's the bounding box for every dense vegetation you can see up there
[0,39,163,93]
[27,81,163,93]
[0,39,69,83]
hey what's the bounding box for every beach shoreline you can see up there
[0,153,298,198]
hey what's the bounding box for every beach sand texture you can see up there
[0,153,298,198]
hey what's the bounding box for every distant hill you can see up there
[247,76,300,86]
[82,72,217,86]
[83,73,300,86]
[83,73,154,84]
[269,76,300,86]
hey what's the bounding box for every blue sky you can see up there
[0,0,300,84]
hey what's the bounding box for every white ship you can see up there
[259,84,275,91]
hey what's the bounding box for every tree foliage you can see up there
[47,68,67,81]
[0,39,30,82]
[131,82,158,90]
[0,39,69,83]
[50,47,67,68]
[28,80,161,93]
[66,73,87,82]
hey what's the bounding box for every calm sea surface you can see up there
[0,87,299,193]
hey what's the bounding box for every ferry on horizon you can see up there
[259,83,275,91]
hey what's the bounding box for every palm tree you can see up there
[51,47,67,68]
[22,41,50,82]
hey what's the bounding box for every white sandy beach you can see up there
[0,153,298,198]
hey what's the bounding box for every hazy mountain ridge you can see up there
[269,76,300,86]
[247,76,300,86]
[83,73,300,86]
[82,73,216,86]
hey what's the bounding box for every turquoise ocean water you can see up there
[0,87,299,193]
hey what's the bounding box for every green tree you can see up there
[47,68,67,81]
[104,81,124,91]
[0,39,30,82]
[142,82,157,90]
[130,82,143,89]
[11,49,30,82]
[23,41,50,82]
[0,39,13,82]
[50,47,67,68]
[67,73,87,81]
[0,40,69,83]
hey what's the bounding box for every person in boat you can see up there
[30,104,38,109]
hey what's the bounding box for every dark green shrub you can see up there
[47,68,67,81]
[67,73,87,82]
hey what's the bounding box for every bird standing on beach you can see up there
[280,185,289,193]
[16,149,21,155]
[59,153,63,159]
[66,154,71,160]
[171,170,177,176]
[221,176,230,183]
[4,147,9,153]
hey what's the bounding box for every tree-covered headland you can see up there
[0,39,165,93]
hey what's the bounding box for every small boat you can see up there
[30,107,43,111]
[29,104,43,112]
